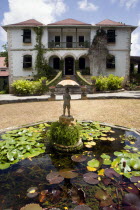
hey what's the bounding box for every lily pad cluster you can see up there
[0,125,48,169]
[79,122,115,148]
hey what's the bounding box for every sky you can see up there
[0,0,140,55]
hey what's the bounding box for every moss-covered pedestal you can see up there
[51,115,83,152]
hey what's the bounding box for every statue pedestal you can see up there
[48,94,55,101]
[59,115,74,126]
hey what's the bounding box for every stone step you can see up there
[82,75,92,83]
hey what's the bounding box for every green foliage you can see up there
[75,60,79,70]
[11,79,47,96]
[91,74,124,91]
[34,27,46,74]
[34,27,57,79]
[46,71,62,88]
[79,121,111,143]
[76,71,91,85]
[0,126,46,169]
[60,59,64,70]
[112,149,140,177]
[81,67,90,75]
[0,90,6,94]
[88,159,100,168]
[48,121,80,146]
[0,43,8,67]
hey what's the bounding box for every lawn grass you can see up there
[0,99,140,130]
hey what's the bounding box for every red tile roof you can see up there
[0,57,7,68]
[0,71,9,76]
[6,19,44,26]
[48,18,91,26]
[96,19,126,26]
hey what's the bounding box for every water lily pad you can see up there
[27,187,38,198]
[59,169,78,179]
[103,159,112,165]
[46,172,64,184]
[100,137,108,141]
[71,154,87,162]
[20,204,42,210]
[102,178,112,186]
[125,184,139,195]
[98,169,105,176]
[87,166,97,171]
[107,137,115,141]
[83,172,99,184]
[101,154,110,159]
[95,189,114,207]
[73,204,92,210]
[130,176,140,183]
[130,159,140,170]
[87,159,100,168]
[122,193,140,209]
[104,168,120,178]
[132,171,140,176]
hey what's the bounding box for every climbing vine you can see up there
[34,27,47,78]
[75,60,79,70]
[88,29,109,75]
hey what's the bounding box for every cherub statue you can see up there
[63,87,71,117]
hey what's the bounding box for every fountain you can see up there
[0,96,140,209]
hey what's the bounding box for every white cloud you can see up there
[131,31,140,56]
[112,0,138,9]
[0,0,67,43]
[78,0,98,11]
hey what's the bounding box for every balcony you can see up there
[48,41,90,48]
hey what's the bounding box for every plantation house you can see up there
[2,18,137,89]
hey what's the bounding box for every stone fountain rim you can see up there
[0,120,140,137]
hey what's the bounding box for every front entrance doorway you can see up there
[65,57,74,75]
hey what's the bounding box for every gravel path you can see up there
[0,99,140,130]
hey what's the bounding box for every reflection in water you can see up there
[0,128,140,209]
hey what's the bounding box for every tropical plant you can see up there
[91,74,124,91]
[0,125,48,169]
[48,121,80,146]
[11,78,48,96]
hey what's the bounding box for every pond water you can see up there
[0,123,140,210]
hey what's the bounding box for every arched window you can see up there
[23,55,32,68]
[53,57,60,69]
[106,55,115,69]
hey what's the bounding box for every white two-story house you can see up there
[2,18,137,89]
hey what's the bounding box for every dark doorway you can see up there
[79,57,85,69]
[55,36,60,47]
[66,36,73,48]
[53,57,60,69]
[65,57,74,75]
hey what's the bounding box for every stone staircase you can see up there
[55,75,93,94]
[55,75,82,94]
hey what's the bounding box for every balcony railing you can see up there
[48,42,90,48]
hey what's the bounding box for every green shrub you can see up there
[107,74,124,90]
[0,90,6,94]
[48,121,80,146]
[91,74,124,91]
[12,78,47,96]
[95,76,108,91]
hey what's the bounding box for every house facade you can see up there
[2,18,137,89]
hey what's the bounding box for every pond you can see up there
[0,122,140,210]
